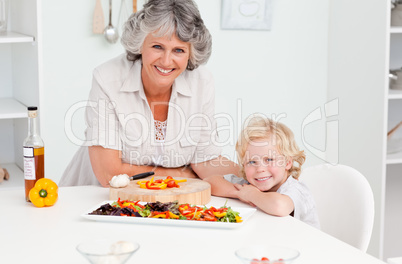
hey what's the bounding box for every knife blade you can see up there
[129,171,155,181]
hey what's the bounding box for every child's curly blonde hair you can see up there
[236,116,306,179]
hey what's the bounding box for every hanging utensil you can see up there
[133,0,137,13]
[92,0,105,34]
[104,0,119,43]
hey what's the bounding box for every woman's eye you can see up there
[175,48,184,53]
[153,45,162,49]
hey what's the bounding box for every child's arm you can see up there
[203,175,239,199]
[235,184,294,217]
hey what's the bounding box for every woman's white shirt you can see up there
[59,54,221,186]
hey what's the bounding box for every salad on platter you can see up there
[89,199,243,223]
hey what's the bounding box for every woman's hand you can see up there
[88,146,199,187]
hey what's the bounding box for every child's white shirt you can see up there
[224,174,320,229]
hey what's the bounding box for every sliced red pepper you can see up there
[146,181,161,190]
[134,200,145,208]
[202,213,217,221]
[117,198,124,207]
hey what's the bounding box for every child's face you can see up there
[243,140,292,192]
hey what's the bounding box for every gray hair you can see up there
[121,0,212,71]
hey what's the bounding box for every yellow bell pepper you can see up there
[168,211,180,219]
[213,212,227,218]
[29,178,58,207]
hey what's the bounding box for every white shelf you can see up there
[389,89,402,99]
[0,31,34,44]
[0,98,27,119]
[0,163,24,190]
[387,151,402,164]
[390,27,402,34]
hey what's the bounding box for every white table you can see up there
[0,186,386,264]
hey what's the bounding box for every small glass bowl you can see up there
[235,245,300,264]
[76,239,140,264]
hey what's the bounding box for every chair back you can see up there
[300,164,374,252]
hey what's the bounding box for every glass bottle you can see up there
[23,106,45,202]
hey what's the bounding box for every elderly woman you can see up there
[60,0,238,187]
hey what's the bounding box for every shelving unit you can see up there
[390,26,402,33]
[0,163,25,189]
[0,0,40,190]
[386,151,402,164]
[0,98,28,119]
[388,89,402,99]
[0,31,34,43]
[383,21,402,259]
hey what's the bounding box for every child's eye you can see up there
[247,160,256,165]
[264,158,274,165]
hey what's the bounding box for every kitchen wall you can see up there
[41,0,329,183]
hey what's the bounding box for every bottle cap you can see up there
[27,106,38,118]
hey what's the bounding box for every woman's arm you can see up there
[203,175,239,198]
[235,184,294,217]
[192,156,240,198]
[89,146,197,187]
[191,156,240,179]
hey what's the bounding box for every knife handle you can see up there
[130,171,155,180]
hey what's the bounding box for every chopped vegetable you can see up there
[89,199,243,223]
[137,176,187,190]
[251,257,284,264]
[29,178,58,207]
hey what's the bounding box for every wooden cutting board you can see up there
[109,176,211,205]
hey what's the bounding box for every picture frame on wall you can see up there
[221,0,272,31]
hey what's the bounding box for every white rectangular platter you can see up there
[82,201,256,229]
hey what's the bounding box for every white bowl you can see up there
[76,239,140,264]
[235,245,300,264]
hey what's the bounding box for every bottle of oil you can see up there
[23,106,44,202]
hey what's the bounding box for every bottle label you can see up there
[23,147,35,180]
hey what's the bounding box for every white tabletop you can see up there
[0,186,385,264]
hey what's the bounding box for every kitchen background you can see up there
[1,0,400,261]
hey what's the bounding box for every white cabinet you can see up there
[327,1,402,259]
[0,0,41,189]
[327,0,389,259]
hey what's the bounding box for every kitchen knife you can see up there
[130,171,155,181]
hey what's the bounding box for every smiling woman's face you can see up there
[141,32,191,92]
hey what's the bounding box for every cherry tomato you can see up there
[167,180,176,188]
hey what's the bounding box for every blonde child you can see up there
[205,116,320,228]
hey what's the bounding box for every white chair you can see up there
[300,164,375,252]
